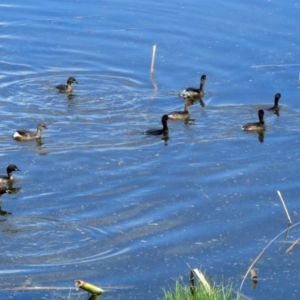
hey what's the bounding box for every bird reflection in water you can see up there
[34,138,48,156]
[0,206,11,217]
[243,131,265,143]
[35,138,43,148]
[258,132,264,143]
[0,187,12,217]
[7,182,21,194]
[67,93,76,101]
[185,96,205,107]
[161,132,169,145]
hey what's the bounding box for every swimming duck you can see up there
[241,110,266,131]
[0,187,11,198]
[267,93,281,113]
[0,165,21,184]
[168,100,192,120]
[144,115,169,136]
[179,74,206,99]
[56,77,78,93]
[13,124,47,141]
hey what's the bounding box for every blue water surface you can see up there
[0,0,300,299]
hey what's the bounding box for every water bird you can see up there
[168,100,192,120]
[0,165,21,184]
[241,110,266,131]
[179,74,206,99]
[56,77,78,93]
[267,93,281,113]
[13,124,47,141]
[144,115,169,136]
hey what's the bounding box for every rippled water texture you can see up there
[0,0,300,299]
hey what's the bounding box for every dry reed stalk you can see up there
[1,287,76,291]
[286,237,300,254]
[250,269,257,280]
[150,44,158,92]
[240,221,300,291]
[250,269,258,289]
[75,280,104,295]
[150,44,156,74]
[190,268,211,294]
[277,224,292,251]
[277,190,292,224]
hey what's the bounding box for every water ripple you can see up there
[0,216,129,266]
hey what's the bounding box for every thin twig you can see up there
[1,287,76,291]
[240,221,300,291]
[286,237,300,254]
[251,63,300,68]
[278,223,292,251]
[277,190,292,224]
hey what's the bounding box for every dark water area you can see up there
[0,0,300,299]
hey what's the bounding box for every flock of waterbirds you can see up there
[0,74,281,214]
[144,73,281,138]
